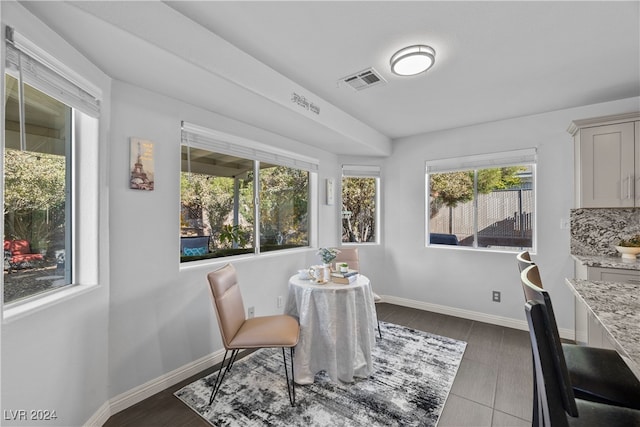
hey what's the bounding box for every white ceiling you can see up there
[165,1,640,139]
[19,1,640,153]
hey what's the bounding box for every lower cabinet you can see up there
[575,261,640,284]
[584,266,640,285]
[574,297,616,349]
[573,262,639,347]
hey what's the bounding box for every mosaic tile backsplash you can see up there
[570,208,640,256]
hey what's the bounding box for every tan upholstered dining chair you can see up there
[334,247,383,339]
[206,263,300,406]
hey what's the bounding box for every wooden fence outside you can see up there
[430,189,534,248]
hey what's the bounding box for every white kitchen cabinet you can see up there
[574,262,640,285]
[585,266,640,285]
[569,113,640,208]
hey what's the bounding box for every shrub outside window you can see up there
[259,164,309,251]
[342,165,380,244]
[426,150,536,251]
[4,76,71,304]
[180,148,255,259]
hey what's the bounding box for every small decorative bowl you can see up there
[615,246,640,261]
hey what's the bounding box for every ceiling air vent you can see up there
[340,68,386,91]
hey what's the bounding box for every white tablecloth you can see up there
[285,274,378,384]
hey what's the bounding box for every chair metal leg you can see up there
[208,349,239,405]
[227,348,240,369]
[282,347,296,406]
[210,347,296,407]
[377,319,382,339]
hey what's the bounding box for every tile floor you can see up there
[104,303,533,426]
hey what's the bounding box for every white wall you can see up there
[107,80,342,399]
[1,3,112,426]
[3,3,640,425]
[381,97,640,332]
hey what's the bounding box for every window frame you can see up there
[341,165,381,245]
[2,27,102,317]
[425,149,537,253]
[180,122,318,264]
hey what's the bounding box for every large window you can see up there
[342,165,380,244]
[426,149,536,251]
[180,123,315,262]
[3,29,100,306]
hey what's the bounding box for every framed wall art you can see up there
[130,137,155,191]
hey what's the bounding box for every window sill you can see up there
[341,242,380,246]
[3,283,99,324]
[179,246,315,271]
[426,244,535,255]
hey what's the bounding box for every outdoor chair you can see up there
[429,233,459,245]
[180,235,210,257]
[4,239,44,273]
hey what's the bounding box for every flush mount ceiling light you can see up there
[390,44,436,76]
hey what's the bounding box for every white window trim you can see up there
[2,28,101,317]
[182,121,319,172]
[3,283,99,324]
[342,164,381,178]
[341,164,381,245]
[6,27,102,109]
[179,122,318,265]
[425,149,537,253]
[425,148,537,173]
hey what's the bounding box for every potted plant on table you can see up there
[313,248,340,283]
[317,247,340,266]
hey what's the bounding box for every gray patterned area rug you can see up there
[175,321,466,426]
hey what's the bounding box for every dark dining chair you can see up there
[519,264,640,412]
[525,299,640,426]
[206,263,300,406]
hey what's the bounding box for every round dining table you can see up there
[284,274,378,385]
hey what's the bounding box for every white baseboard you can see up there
[84,401,110,427]
[109,349,224,415]
[84,348,225,426]
[380,295,575,341]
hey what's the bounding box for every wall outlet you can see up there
[247,306,255,318]
[492,291,501,303]
[277,296,283,308]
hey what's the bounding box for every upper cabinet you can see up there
[569,113,640,208]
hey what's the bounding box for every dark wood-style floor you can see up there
[104,303,533,427]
